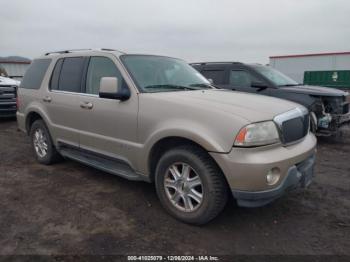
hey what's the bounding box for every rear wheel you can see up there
[155,145,228,225]
[30,120,61,165]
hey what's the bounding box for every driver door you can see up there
[78,55,139,164]
[228,69,270,95]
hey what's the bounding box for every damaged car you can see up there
[191,62,350,137]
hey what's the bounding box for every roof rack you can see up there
[190,62,243,65]
[45,49,92,56]
[99,48,125,53]
[45,48,125,56]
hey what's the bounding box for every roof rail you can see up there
[45,48,92,55]
[190,62,243,65]
[99,48,125,54]
[45,48,125,56]
[45,49,93,56]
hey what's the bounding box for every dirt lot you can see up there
[0,119,349,257]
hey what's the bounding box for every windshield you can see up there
[252,65,299,87]
[121,55,211,92]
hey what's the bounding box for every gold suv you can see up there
[17,49,316,224]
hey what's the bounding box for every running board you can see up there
[59,147,146,181]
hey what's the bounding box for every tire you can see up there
[30,119,61,165]
[310,111,318,134]
[155,145,228,225]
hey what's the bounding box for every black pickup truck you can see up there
[0,76,19,118]
[191,62,350,137]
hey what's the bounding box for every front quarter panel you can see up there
[136,93,250,175]
[270,89,316,109]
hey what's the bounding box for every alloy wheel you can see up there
[33,128,48,158]
[164,162,203,212]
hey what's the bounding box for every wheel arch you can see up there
[147,136,226,183]
[25,109,49,135]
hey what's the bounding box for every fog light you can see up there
[266,168,280,185]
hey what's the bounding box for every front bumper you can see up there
[210,133,317,207]
[232,154,315,207]
[316,112,350,136]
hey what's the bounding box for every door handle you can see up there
[43,96,52,103]
[80,102,93,109]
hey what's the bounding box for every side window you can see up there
[58,57,85,92]
[20,59,51,89]
[201,70,225,84]
[50,58,63,90]
[229,70,258,88]
[86,57,123,95]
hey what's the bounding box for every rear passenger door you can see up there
[78,56,138,163]
[45,56,88,147]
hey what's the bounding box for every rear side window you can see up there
[50,58,63,90]
[20,59,51,89]
[54,57,86,92]
[201,70,225,84]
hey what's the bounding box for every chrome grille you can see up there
[274,107,310,145]
[0,85,17,115]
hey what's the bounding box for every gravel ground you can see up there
[0,119,349,257]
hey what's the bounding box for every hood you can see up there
[149,89,302,122]
[281,85,348,97]
[0,76,20,86]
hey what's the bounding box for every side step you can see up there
[59,147,146,181]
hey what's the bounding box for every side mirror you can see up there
[99,77,130,101]
[251,81,268,89]
[207,78,214,84]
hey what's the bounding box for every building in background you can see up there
[269,52,350,89]
[0,56,31,80]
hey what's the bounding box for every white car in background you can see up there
[0,76,20,118]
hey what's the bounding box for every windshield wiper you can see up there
[189,83,212,89]
[144,84,198,91]
[278,84,300,87]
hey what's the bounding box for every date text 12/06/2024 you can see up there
[127,255,220,261]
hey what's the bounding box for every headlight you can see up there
[234,121,280,147]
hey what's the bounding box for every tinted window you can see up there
[50,58,63,90]
[229,70,258,87]
[201,70,225,84]
[58,57,85,92]
[20,59,51,89]
[86,57,123,95]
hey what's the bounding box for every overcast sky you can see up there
[1,0,349,63]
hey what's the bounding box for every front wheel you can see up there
[310,111,318,133]
[155,145,228,225]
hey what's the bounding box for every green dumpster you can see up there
[304,70,350,89]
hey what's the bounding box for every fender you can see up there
[136,119,234,175]
[271,91,316,110]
